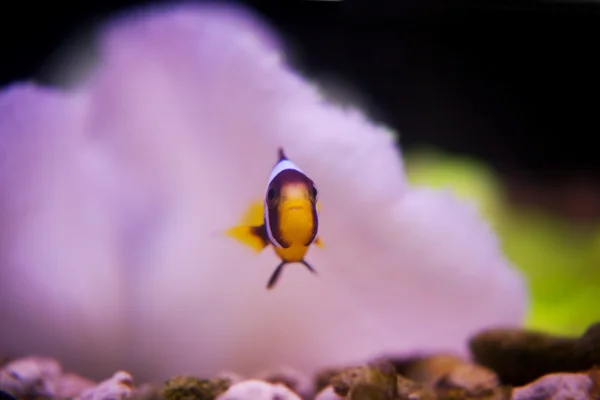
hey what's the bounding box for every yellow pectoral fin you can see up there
[224,199,270,253]
[314,236,324,249]
[317,201,322,213]
[225,225,268,253]
[241,200,265,226]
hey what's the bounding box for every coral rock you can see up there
[77,371,135,400]
[162,376,231,400]
[0,3,526,381]
[512,368,600,400]
[469,322,600,386]
[215,379,301,400]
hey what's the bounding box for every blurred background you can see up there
[1,0,598,336]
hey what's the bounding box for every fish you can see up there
[226,147,324,289]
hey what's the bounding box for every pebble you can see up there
[314,368,340,395]
[0,356,62,397]
[433,359,501,397]
[391,353,499,394]
[313,386,344,400]
[329,360,397,400]
[469,322,600,386]
[395,374,436,400]
[215,379,301,400]
[162,375,232,400]
[76,371,135,400]
[512,368,600,400]
[255,367,313,398]
[3,323,600,400]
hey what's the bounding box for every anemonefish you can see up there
[226,147,323,289]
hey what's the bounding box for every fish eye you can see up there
[311,185,318,199]
[267,187,276,201]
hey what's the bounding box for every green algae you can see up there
[404,147,600,336]
[161,376,231,400]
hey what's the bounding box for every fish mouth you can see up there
[284,199,310,212]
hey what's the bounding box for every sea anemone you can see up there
[0,2,527,382]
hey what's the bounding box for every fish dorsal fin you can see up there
[277,147,287,161]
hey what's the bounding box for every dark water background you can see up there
[1,0,598,189]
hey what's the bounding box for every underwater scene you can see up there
[1,1,599,399]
